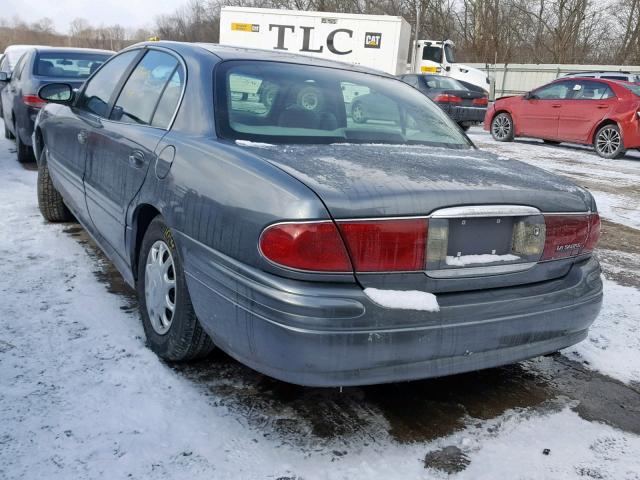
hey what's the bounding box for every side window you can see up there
[0,56,7,74]
[110,51,179,126]
[11,54,27,81]
[151,65,185,128]
[534,82,571,100]
[77,50,139,117]
[601,75,625,81]
[573,81,616,100]
[422,46,443,63]
[404,75,419,88]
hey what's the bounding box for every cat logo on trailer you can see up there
[364,32,381,49]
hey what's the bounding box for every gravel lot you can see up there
[1,122,639,479]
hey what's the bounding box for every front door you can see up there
[517,81,573,140]
[83,49,184,258]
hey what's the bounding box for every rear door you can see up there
[517,81,572,139]
[83,49,185,258]
[557,80,617,143]
[46,50,140,221]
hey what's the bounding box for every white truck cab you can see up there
[413,40,490,94]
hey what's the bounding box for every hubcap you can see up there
[352,104,364,122]
[492,115,511,140]
[596,127,621,156]
[145,240,176,335]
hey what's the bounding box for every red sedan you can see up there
[484,78,640,158]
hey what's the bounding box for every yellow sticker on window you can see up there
[231,23,259,32]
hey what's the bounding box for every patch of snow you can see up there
[364,288,440,312]
[235,139,275,148]
[445,254,521,267]
[563,278,640,384]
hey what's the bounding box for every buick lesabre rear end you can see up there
[34,43,603,387]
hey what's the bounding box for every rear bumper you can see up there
[442,105,487,124]
[179,233,603,387]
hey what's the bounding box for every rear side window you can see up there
[77,50,139,117]
[110,50,179,126]
[34,52,110,79]
[150,66,185,128]
[573,81,615,100]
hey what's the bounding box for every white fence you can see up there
[468,63,640,99]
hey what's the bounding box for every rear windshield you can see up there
[623,84,640,96]
[215,61,471,148]
[422,75,466,90]
[34,52,111,78]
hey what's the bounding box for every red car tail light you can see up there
[434,94,462,104]
[473,97,489,106]
[541,214,598,261]
[338,219,428,272]
[259,221,353,272]
[23,94,47,109]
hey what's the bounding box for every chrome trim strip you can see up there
[426,262,537,278]
[430,205,541,218]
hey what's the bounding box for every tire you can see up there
[16,128,34,163]
[351,102,366,124]
[37,151,72,222]
[4,121,14,140]
[594,124,626,159]
[137,217,215,361]
[490,112,515,142]
[543,140,561,145]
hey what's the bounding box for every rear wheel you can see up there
[37,149,72,222]
[594,124,626,159]
[16,129,34,163]
[490,113,514,142]
[4,121,14,140]
[137,217,215,361]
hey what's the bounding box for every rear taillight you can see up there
[541,213,599,261]
[434,94,462,104]
[23,94,47,109]
[259,221,352,272]
[338,219,427,272]
[473,97,489,106]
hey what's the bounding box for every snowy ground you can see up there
[1,121,640,479]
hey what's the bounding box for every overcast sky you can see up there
[2,0,182,32]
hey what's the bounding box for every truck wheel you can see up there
[137,217,215,361]
[351,102,367,123]
[594,124,626,159]
[491,113,514,142]
[37,151,73,222]
[16,130,34,163]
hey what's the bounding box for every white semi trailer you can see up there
[219,7,491,93]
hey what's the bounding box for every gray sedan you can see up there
[33,42,602,386]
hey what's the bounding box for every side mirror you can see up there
[445,65,451,72]
[0,71,9,82]
[524,91,537,100]
[38,83,74,105]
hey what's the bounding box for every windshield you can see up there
[422,75,466,90]
[422,46,443,63]
[444,44,456,63]
[216,61,471,149]
[34,52,111,78]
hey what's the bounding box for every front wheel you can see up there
[137,217,215,361]
[37,151,73,222]
[594,124,626,159]
[490,112,514,142]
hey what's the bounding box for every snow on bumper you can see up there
[178,232,603,386]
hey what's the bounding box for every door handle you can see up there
[551,104,562,108]
[77,130,87,144]
[596,105,608,109]
[128,151,145,168]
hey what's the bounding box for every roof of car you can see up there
[564,71,635,77]
[30,46,115,55]
[128,41,395,78]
